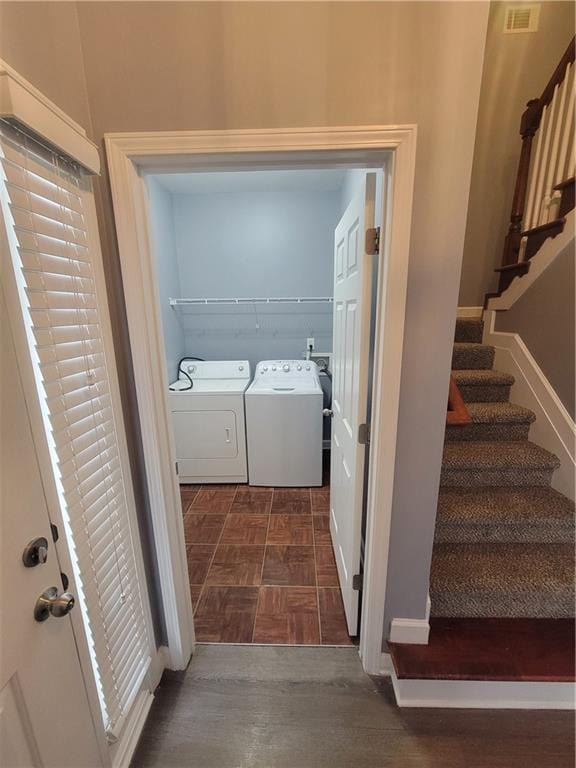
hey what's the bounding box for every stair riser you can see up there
[441,468,555,487]
[430,595,574,619]
[458,385,512,403]
[445,424,531,442]
[434,525,574,545]
[452,347,494,370]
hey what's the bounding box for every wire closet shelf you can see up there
[169,296,334,306]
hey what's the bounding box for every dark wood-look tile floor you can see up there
[180,482,352,646]
[389,618,576,682]
[132,645,575,768]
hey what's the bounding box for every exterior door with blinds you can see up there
[1,288,104,767]
[0,120,154,750]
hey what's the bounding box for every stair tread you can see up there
[452,369,514,386]
[389,618,575,682]
[465,402,535,425]
[442,441,561,471]
[437,486,575,524]
[431,543,575,594]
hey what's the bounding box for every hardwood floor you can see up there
[389,618,576,682]
[131,645,575,768]
[181,482,351,645]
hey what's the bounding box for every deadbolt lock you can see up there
[34,586,75,622]
[22,537,48,567]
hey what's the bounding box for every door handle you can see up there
[34,586,75,622]
[225,428,231,443]
[323,408,334,418]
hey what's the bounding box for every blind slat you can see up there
[40,352,105,383]
[34,323,100,347]
[24,269,95,296]
[11,206,88,247]
[56,416,115,465]
[1,139,85,197]
[5,181,85,228]
[47,378,108,416]
[21,249,92,278]
[58,427,115,479]
[2,157,84,214]
[15,230,90,262]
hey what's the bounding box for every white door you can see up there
[0,291,103,767]
[330,174,376,634]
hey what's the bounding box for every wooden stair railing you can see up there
[490,36,575,300]
[447,375,471,426]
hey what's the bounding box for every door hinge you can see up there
[175,461,179,476]
[352,573,363,591]
[50,523,59,543]
[365,226,380,255]
[358,422,371,445]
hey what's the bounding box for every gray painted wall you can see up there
[147,177,185,381]
[3,0,489,650]
[169,187,340,370]
[459,1,575,306]
[496,240,575,419]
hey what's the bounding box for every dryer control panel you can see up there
[178,360,250,381]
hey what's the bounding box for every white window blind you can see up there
[0,120,151,738]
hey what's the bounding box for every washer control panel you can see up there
[256,360,317,378]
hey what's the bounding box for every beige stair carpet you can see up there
[430,317,575,619]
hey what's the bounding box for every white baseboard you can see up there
[111,689,154,768]
[484,311,575,499]
[391,669,575,710]
[388,595,431,645]
[457,306,483,318]
[389,618,430,645]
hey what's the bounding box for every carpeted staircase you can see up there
[430,318,575,619]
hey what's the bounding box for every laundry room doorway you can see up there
[106,126,416,675]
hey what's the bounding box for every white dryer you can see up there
[168,361,251,484]
[245,360,323,487]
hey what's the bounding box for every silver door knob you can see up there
[323,408,334,418]
[34,586,75,622]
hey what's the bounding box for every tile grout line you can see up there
[251,487,274,643]
[182,484,208,611]
[311,487,323,645]
[193,485,236,619]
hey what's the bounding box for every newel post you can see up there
[501,98,542,267]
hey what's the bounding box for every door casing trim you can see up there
[105,125,417,675]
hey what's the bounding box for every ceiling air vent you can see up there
[504,4,540,33]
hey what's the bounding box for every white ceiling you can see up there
[151,169,348,195]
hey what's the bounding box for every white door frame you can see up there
[105,125,416,675]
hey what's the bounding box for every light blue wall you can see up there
[170,188,341,368]
[146,177,185,381]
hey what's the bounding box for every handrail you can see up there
[500,37,575,276]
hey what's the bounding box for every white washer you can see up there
[169,361,251,484]
[245,360,323,487]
